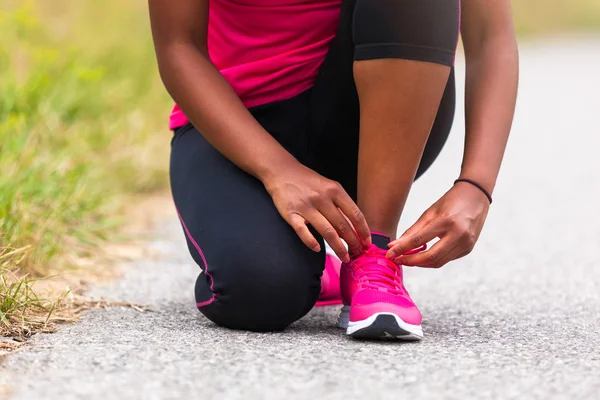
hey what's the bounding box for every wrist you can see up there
[458,167,496,195]
[454,178,493,204]
[257,156,303,191]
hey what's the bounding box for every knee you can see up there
[197,250,322,332]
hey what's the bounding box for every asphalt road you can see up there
[1,37,599,400]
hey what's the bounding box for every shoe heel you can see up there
[337,305,350,329]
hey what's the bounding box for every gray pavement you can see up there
[1,37,600,400]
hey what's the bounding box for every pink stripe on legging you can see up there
[176,210,217,307]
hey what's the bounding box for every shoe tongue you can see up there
[371,232,391,250]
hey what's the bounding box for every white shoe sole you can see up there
[338,306,423,341]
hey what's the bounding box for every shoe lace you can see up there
[351,244,426,295]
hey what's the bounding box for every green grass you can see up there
[0,264,59,335]
[1,0,599,338]
[0,0,170,336]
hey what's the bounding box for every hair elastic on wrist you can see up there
[454,178,493,204]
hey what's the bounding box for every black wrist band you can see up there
[454,178,493,204]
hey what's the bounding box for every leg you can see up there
[307,0,460,340]
[416,71,456,180]
[347,0,460,339]
[170,118,324,332]
[307,0,456,205]
[353,0,461,237]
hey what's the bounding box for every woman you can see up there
[148,0,518,340]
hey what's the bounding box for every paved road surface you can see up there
[1,37,600,400]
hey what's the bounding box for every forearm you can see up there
[157,44,299,183]
[461,35,519,193]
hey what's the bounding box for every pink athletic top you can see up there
[169,0,342,130]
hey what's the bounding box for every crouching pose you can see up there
[148,0,518,340]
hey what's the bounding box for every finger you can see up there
[333,190,371,248]
[438,248,472,266]
[306,211,350,263]
[387,218,441,259]
[415,246,469,269]
[399,236,459,268]
[402,231,476,268]
[288,214,321,253]
[393,209,434,241]
[431,248,466,269]
[318,203,362,256]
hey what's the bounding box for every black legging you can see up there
[170,0,461,331]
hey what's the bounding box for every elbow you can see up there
[154,41,208,93]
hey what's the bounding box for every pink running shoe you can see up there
[338,240,425,340]
[315,254,343,307]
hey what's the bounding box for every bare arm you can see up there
[460,0,519,192]
[148,0,297,182]
[148,0,371,258]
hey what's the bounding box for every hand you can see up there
[264,162,371,262]
[386,182,490,268]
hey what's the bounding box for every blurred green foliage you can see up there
[0,1,170,283]
[513,0,600,36]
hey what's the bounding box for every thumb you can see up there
[387,211,436,256]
